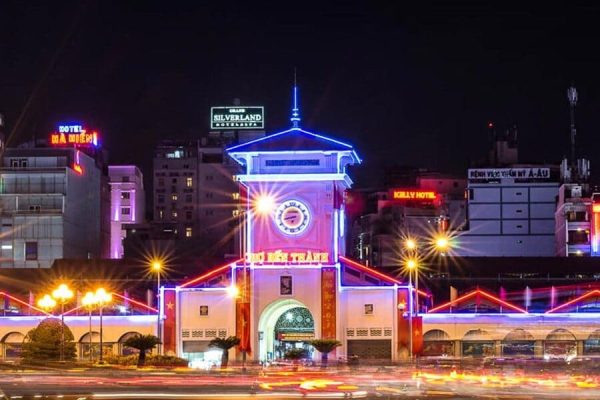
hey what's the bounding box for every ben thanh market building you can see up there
[1,92,600,363]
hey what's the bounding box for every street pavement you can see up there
[2,361,600,399]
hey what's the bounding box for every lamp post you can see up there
[403,234,452,361]
[152,260,162,354]
[82,291,98,362]
[404,258,417,360]
[94,288,112,364]
[51,284,73,362]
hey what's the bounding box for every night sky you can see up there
[2,2,600,187]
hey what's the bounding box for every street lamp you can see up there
[51,284,73,362]
[94,288,112,364]
[151,260,162,354]
[404,258,418,360]
[82,291,98,362]
[37,294,57,312]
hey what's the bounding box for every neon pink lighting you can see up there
[428,289,528,314]
[63,292,158,315]
[0,292,52,316]
[179,259,242,288]
[339,256,402,285]
[546,289,600,314]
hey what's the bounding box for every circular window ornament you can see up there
[275,199,310,235]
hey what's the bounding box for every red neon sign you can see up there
[390,189,437,201]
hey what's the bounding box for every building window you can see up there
[121,191,130,200]
[280,276,292,295]
[185,227,192,237]
[205,175,213,181]
[172,178,177,184]
[186,177,193,187]
[232,193,240,200]
[568,229,590,245]
[206,192,213,199]
[186,211,192,220]
[122,176,130,182]
[158,195,165,204]
[205,210,214,216]
[185,194,192,203]
[10,159,18,168]
[25,242,38,261]
[171,186,177,193]
[158,209,164,219]
[172,211,178,218]
[567,211,588,222]
[121,207,131,215]
[171,194,178,201]
[158,178,165,186]
[364,304,374,315]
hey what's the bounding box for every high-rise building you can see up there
[108,165,145,259]
[0,145,108,267]
[151,133,250,257]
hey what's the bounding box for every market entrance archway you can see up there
[257,299,315,362]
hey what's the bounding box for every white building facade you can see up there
[457,166,560,257]
[108,166,145,259]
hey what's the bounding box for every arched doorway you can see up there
[2,332,25,359]
[258,299,315,362]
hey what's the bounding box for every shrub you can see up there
[22,318,76,362]
[104,354,188,367]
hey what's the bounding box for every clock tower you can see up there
[227,87,360,264]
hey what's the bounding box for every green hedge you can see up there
[104,354,189,367]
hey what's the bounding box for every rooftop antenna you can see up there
[567,85,578,169]
[291,69,301,128]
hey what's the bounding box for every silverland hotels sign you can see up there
[211,106,264,129]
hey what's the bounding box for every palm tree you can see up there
[209,336,240,368]
[123,334,161,367]
[309,339,341,368]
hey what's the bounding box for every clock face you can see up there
[275,200,310,235]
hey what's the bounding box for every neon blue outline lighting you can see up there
[227,127,360,163]
[291,86,300,128]
[235,173,353,185]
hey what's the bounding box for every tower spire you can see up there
[291,69,300,128]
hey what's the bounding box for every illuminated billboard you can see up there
[390,189,437,201]
[210,107,264,130]
[50,124,99,147]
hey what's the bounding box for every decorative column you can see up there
[321,267,337,339]
[162,289,177,355]
[236,267,251,355]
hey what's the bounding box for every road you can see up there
[2,362,600,399]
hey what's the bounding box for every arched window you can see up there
[119,332,144,356]
[423,329,453,357]
[502,329,535,356]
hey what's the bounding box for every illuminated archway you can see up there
[257,298,314,362]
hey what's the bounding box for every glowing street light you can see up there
[405,238,417,251]
[37,294,57,312]
[254,195,275,215]
[51,284,73,362]
[94,288,112,364]
[434,236,449,251]
[226,285,240,298]
[82,291,98,362]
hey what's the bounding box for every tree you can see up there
[123,334,161,367]
[309,339,341,368]
[209,336,240,368]
[22,318,76,362]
